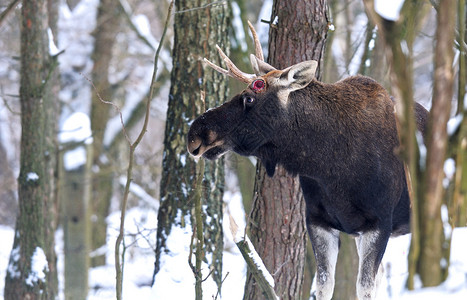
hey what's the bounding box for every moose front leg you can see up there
[308,225,340,300]
[355,230,390,300]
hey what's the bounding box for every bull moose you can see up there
[187,22,428,300]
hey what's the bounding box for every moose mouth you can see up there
[202,146,228,160]
[187,137,228,160]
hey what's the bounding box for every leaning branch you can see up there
[229,216,279,300]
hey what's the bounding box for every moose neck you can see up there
[261,79,360,179]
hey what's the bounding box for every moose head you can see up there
[187,22,317,175]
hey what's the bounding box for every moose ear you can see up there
[282,60,317,92]
[250,54,276,76]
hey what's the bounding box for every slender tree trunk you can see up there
[244,1,329,299]
[45,0,60,295]
[418,0,456,286]
[60,144,92,300]
[89,0,121,267]
[363,0,432,289]
[4,0,58,298]
[452,0,467,228]
[153,0,230,293]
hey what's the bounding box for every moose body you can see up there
[187,22,428,300]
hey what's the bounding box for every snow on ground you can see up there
[1,197,467,299]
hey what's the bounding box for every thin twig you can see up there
[213,272,229,300]
[0,91,20,115]
[81,73,132,144]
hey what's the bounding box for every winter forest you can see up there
[0,0,466,299]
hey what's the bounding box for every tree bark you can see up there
[244,1,329,299]
[153,0,230,291]
[4,0,58,298]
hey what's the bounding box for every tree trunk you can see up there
[452,0,467,229]
[4,0,58,298]
[244,1,329,299]
[60,144,92,300]
[363,0,432,289]
[45,0,60,294]
[89,0,121,267]
[153,0,230,293]
[418,0,456,286]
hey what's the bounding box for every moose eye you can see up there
[243,96,255,107]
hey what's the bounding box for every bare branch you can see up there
[81,73,132,144]
[0,0,20,27]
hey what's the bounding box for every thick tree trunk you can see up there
[153,0,230,292]
[89,0,121,267]
[244,1,329,299]
[4,0,58,298]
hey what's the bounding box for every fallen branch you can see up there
[229,215,279,300]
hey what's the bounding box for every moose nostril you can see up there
[188,137,202,156]
[191,143,201,156]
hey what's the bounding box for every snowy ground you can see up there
[1,191,467,300]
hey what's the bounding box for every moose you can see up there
[187,22,428,300]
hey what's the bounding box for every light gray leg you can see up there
[355,230,389,300]
[309,226,340,300]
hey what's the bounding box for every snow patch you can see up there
[59,112,92,144]
[59,112,92,170]
[26,172,39,182]
[375,0,405,21]
[63,146,87,170]
[6,245,20,279]
[272,16,279,26]
[25,247,49,287]
[47,28,60,56]
[152,211,196,299]
[447,114,463,136]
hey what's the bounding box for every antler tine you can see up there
[204,44,255,84]
[247,20,264,62]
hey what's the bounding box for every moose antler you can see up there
[204,21,266,84]
[247,20,264,62]
[204,45,255,84]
